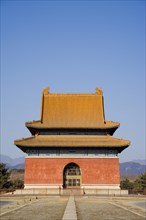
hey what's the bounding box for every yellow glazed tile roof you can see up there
[14,135,130,148]
[41,88,105,128]
[26,87,119,129]
[42,94,104,127]
[26,120,120,129]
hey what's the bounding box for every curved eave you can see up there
[25,121,120,135]
[14,135,130,153]
[15,145,129,154]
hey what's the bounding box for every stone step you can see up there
[63,189,82,195]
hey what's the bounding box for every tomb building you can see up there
[14,87,130,190]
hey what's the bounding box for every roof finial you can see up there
[42,86,50,95]
[95,87,102,95]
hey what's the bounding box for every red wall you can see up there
[24,158,120,185]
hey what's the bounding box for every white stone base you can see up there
[12,188,128,196]
[13,188,60,195]
[81,184,120,190]
[24,184,62,189]
[83,188,128,195]
[19,183,128,195]
[24,184,120,190]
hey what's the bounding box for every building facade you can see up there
[15,87,130,190]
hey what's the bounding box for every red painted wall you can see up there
[24,158,120,185]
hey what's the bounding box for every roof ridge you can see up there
[42,87,103,96]
[44,93,101,96]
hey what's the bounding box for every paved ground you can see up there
[75,196,146,220]
[0,201,15,206]
[0,196,68,220]
[0,196,145,220]
[129,201,146,209]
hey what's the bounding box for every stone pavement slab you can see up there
[62,196,77,220]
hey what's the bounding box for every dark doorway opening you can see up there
[63,163,81,188]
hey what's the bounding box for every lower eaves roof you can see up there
[14,135,130,152]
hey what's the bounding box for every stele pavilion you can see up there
[15,87,130,190]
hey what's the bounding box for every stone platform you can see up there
[7,188,128,196]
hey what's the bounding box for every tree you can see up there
[133,179,142,192]
[120,173,146,194]
[120,178,133,190]
[133,172,146,192]
[139,172,146,190]
[0,163,12,188]
[12,179,24,189]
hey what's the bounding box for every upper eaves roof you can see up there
[27,87,116,129]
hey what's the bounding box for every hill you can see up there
[0,154,24,169]
[120,161,146,176]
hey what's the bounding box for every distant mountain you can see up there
[0,154,24,169]
[132,159,146,165]
[120,162,146,176]
[11,163,24,169]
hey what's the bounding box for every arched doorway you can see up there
[63,163,81,188]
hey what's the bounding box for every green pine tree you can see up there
[120,178,133,190]
[0,163,12,189]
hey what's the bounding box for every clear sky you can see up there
[1,0,145,162]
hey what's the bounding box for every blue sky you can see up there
[1,0,145,162]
